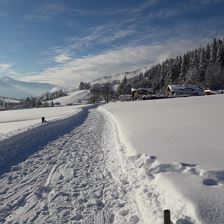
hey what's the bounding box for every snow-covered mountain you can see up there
[0,97,20,104]
[0,76,57,99]
[91,66,150,85]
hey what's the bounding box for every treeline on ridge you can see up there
[80,38,224,99]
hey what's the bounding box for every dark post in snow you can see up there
[164,210,171,224]
[42,117,46,123]
[132,91,134,101]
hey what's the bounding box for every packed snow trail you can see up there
[0,109,142,224]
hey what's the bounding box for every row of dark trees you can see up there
[117,38,224,95]
[40,89,67,101]
[79,81,116,103]
[79,82,91,90]
[89,83,115,103]
[22,97,51,108]
[20,89,67,108]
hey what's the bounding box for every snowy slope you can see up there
[91,66,149,84]
[52,90,91,105]
[102,95,224,223]
[0,76,57,98]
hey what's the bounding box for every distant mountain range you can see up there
[0,76,57,99]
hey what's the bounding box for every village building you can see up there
[204,88,224,95]
[131,88,154,100]
[166,85,203,97]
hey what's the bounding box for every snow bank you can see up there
[0,106,91,174]
[102,95,224,223]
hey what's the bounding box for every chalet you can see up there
[166,85,203,97]
[204,89,215,95]
[204,88,224,95]
[131,88,154,100]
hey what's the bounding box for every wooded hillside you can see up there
[117,38,224,94]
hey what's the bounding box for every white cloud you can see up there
[0,63,19,77]
[53,53,72,63]
[0,63,24,79]
[19,0,224,88]
[22,39,198,87]
[24,0,160,22]
[100,29,137,44]
[68,27,137,51]
[190,0,223,6]
[0,63,12,70]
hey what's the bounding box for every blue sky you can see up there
[0,0,224,87]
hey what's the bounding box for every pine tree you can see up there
[115,38,224,93]
[179,54,188,83]
[205,43,210,61]
[220,42,224,67]
[198,48,206,82]
[216,39,223,64]
[210,38,218,63]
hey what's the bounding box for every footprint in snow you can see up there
[129,215,140,224]
[203,178,218,186]
[119,209,129,216]
[208,170,224,183]
[152,163,184,174]
[176,216,194,224]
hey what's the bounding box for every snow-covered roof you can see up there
[204,89,224,94]
[131,87,153,93]
[167,84,202,93]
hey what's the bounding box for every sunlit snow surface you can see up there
[0,105,143,224]
[104,95,224,170]
[103,95,224,224]
[1,96,224,223]
[0,106,82,139]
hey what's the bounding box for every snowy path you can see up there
[0,109,142,224]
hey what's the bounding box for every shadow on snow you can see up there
[0,104,99,176]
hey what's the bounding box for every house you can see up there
[166,85,203,97]
[204,89,215,95]
[131,88,154,100]
[204,88,224,95]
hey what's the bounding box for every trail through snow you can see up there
[0,109,142,224]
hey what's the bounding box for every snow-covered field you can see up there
[1,95,224,223]
[103,95,224,169]
[52,90,91,106]
[0,105,142,224]
[0,106,83,139]
[103,94,224,223]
